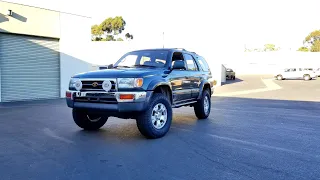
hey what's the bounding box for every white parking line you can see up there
[214,78,282,97]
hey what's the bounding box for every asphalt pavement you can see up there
[1,93,320,179]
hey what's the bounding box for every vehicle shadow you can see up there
[221,78,243,86]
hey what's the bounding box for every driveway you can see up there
[1,95,320,180]
[215,74,320,102]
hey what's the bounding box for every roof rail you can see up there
[174,48,186,51]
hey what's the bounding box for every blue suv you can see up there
[66,48,214,139]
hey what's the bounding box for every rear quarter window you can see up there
[196,56,210,71]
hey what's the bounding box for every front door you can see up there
[170,69,191,103]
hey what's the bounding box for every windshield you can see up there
[114,50,169,68]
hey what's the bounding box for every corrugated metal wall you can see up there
[0,33,60,102]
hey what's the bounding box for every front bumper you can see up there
[66,91,152,112]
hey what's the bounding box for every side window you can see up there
[171,52,186,69]
[197,56,210,71]
[184,54,198,71]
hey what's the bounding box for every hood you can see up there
[73,67,166,79]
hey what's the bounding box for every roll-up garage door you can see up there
[0,33,60,102]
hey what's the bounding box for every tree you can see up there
[311,40,320,52]
[105,35,115,41]
[91,24,103,41]
[125,33,133,40]
[304,30,320,52]
[297,46,309,52]
[91,16,132,41]
[117,38,124,41]
[264,44,279,51]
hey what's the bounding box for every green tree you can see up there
[91,25,103,41]
[105,35,115,41]
[117,38,124,41]
[304,30,320,52]
[311,40,320,52]
[98,16,127,41]
[297,46,309,52]
[125,33,133,40]
[264,44,279,51]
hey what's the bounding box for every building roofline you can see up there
[0,0,91,18]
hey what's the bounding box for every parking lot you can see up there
[1,75,320,180]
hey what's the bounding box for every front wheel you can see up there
[72,109,108,131]
[136,93,172,139]
[194,89,211,119]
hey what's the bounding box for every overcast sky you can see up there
[5,0,320,51]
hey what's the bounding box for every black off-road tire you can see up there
[72,109,108,131]
[136,93,173,139]
[194,89,211,119]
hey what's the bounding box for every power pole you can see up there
[162,32,165,48]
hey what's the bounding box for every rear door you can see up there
[183,53,201,99]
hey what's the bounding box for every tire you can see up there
[233,76,236,80]
[136,93,173,139]
[194,89,211,119]
[72,109,108,131]
[303,74,311,81]
[277,75,283,80]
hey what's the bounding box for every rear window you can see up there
[196,56,210,71]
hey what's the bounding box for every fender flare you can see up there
[197,80,211,100]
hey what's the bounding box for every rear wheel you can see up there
[136,93,172,139]
[194,89,211,119]
[277,75,283,80]
[303,74,311,81]
[72,109,108,131]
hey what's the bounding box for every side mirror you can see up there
[172,60,186,70]
[107,64,113,69]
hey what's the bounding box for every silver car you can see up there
[274,68,317,81]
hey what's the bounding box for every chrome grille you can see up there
[80,79,117,92]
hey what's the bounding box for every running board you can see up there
[172,101,197,108]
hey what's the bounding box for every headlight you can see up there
[69,78,82,91]
[117,78,143,88]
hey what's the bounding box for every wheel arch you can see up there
[151,83,173,104]
[197,81,212,100]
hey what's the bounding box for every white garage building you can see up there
[0,1,92,102]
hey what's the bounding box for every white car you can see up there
[274,68,317,81]
[314,68,320,77]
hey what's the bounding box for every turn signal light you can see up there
[119,94,134,100]
[135,78,143,87]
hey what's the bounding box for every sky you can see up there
[4,0,320,52]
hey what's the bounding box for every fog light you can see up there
[119,94,134,100]
[66,91,72,99]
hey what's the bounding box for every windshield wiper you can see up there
[133,64,156,68]
[114,65,132,68]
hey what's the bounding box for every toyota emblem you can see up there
[92,82,99,87]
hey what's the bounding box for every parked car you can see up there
[226,68,236,80]
[314,68,320,77]
[65,48,215,139]
[274,68,317,81]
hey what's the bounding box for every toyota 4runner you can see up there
[66,48,215,139]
